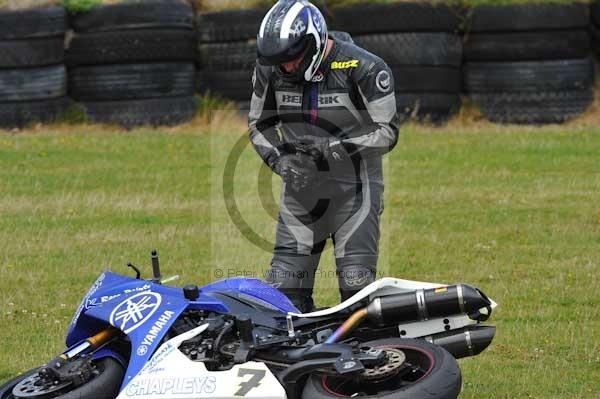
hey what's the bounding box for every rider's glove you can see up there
[296,137,350,164]
[271,145,319,192]
[283,154,318,192]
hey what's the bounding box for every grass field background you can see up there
[0,106,599,398]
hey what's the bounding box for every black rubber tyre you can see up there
[0,65,66,102]
[0,6,66,39]
[82,96,197,128]
[69,62,195,101]
[472,90,594,125]
[464,30,590,62]
[0,97,70,129]
[196,8,269,43]
[198,40,257,71]
[198,32,353,70]
[396,93,461,125]
[302,338,461,399]
[70,0,194,33]
[330,3,462,34]
[464,58,595,93]
[68,29,196,66]
[197,69,254,102]
[0,358,124,399]
[393,67,460,93]
[0,36,64,68]
[354,33,462,67]
[590,23,600,53]
[467,3,589,32]
[593,1,600,26]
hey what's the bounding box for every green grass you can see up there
[0,116,599,398]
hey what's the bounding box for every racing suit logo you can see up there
[331,60,359,70]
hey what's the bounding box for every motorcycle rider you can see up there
[248,0,400,313]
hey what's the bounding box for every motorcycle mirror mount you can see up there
[126,262,142,279]
[151,249,162,284]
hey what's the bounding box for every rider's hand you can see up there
[296,137,350,164]
[273,153,318,192]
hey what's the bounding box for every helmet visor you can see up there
[257,36,309,66]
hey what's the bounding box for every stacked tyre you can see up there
[0,7,68,128]
[67,0,197,128]
[196,9,267,108]
[463,3,595,124]
[592,1,600,55]
[331,2,463,124]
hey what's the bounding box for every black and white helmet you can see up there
[257,0,328,82]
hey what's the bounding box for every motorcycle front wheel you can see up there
[302,338,462,399]
[0,358,124,399]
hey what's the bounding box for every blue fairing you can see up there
[202,277,299,313]
[66,272,297,392]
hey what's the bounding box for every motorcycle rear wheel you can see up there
[0,358,123,399]
[302,338,461,399]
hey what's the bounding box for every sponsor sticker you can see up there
[71,273,106,326]
[125,376,216,396]
[331,60,359,70]
[311,71,325,82]
[109,292,162,334]
[136,310,175,356]
[85,293,122,310]
[376,70,392,93]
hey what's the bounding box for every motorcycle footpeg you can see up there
[334,358,365,375]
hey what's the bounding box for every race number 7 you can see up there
[235,368,266,396]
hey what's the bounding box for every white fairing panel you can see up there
[118,325,287,399]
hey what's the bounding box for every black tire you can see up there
[393,67,460,93]
[590,23,600,53]
[0,65,66,102]
[330,3,462,34]
[0,36,64,68]
[0,6,66,39]
[196,8,268,43]
[467,3,589,32]
[464,58,595,93]
[354,33,462,67]
[0,358,124,399]
[82,96,197,128]
[68,29,196,66]
[0,97,70,129]
[464,30,590,62]
[396,93,461,125]
[302,338,461,399]
[593,1,600,26]
[197,40,257,71]
[197,69,254,102]
[70,0,194,33]
[472,90,594,125]
[69,62,195,101]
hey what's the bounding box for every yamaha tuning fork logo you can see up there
[110,292,162,334]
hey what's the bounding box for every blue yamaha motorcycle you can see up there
[0,251,497,399]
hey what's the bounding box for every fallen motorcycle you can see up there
[0,251,497,399]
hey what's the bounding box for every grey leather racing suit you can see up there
[248,37,400,313]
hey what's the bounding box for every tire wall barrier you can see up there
[0,7,68,128]
[0,1,597,129]
[67,0,197,128]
